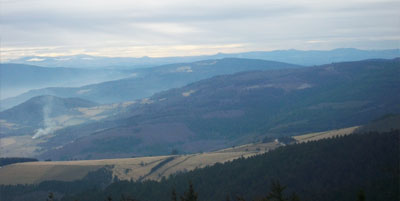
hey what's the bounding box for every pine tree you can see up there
[288,193,300,201]
[266,180,286,201]
[46,192,54,201]
[180,182,198,201]
[171,188,177,201]
[357,190,366,201]
[235,195,247,201]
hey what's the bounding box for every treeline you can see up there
[0,167,113,201]
[48,180,302,201]
[1,131,399,201]
[0,157,38,167]
[64,130,400,201]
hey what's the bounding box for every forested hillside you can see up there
[0,157,38,167]
[1,130,398,201]
[39,58,400,160]
[65,130,398,201]
[1,58,299,110]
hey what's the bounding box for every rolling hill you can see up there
[0,63,131,102]
[0,95,137,157]
[1,129,398,201]
[0,126,362,186]
[34,58,400,160]
[69,130,399,201]
[0,95,98,137]
[1,58,300,110]
[4,48,399,109]
[354,113,400,133]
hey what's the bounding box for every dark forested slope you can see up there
[5,130,394,201]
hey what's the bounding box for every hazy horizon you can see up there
[1,48,399,65]
[1,0,399,62]
[0,1,399,199]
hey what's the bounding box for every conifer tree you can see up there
[180,182,198,201]
[171,188,177,201]
[235,195,247,201]
[266,180,286,201]
[357,190,366,201]
[46,192,54,201]
[288,192,300,201]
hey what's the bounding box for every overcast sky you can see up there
[1,0,399,61]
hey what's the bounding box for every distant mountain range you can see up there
[0,63,133,100]
[30,58,399,160]
[6,48,399,68]
[0,58,300,110]
[2,48,399,110]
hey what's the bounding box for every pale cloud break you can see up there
[1,0,399,61]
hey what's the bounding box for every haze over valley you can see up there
[1,56,399,159]
[1,50,399,201]
[1,0,399,200]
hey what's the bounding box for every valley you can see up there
[1,58,399,161]
[0,55,398,201]
[1,0,399,199]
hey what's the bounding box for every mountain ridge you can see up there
[1,58,398,160]
[35,58,400,160]
[6,48,400,68]
[0,95,98,138]
[1,58,300,110]
[0,63,132,100]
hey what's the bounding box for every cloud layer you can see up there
[1,0,399,60]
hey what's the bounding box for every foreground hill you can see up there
[81,130,399,201]
[0,126,362,186]
[354,113,400,133]
[1,58,299,110]
[37,58,400,160]
[0,141,280,185]
[1,130,398,201]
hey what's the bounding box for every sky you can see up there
[1,0,399,61]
